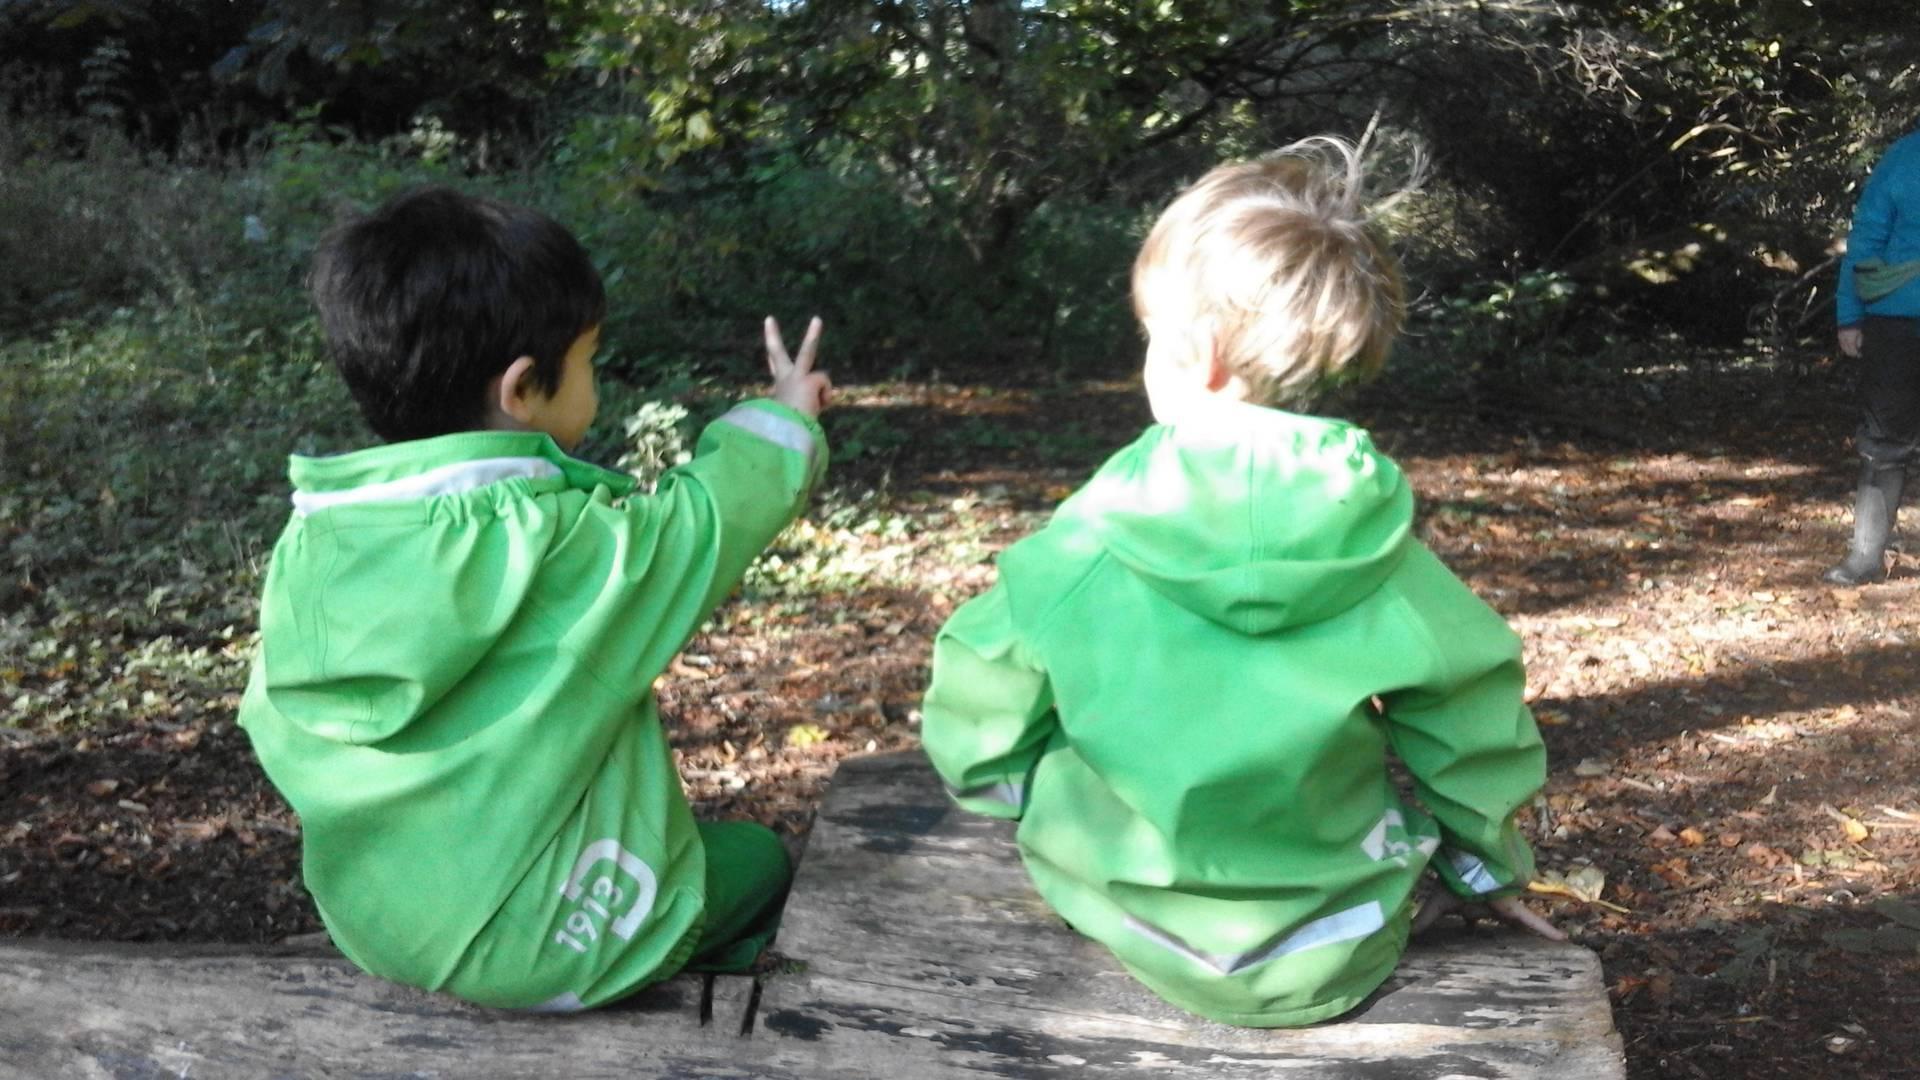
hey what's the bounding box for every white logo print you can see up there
[551,838,658,955]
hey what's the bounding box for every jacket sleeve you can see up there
[1379,562,1545,901]
[1839,138,1913,328]
[920,584,1057,820]
[560,399,827,692]
[653,399,829,616]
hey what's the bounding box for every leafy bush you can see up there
[0,123,277,331]
[549,147,1144,383]
[1394,271,1598,397]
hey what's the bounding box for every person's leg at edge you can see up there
[683,820,793,973]
[1828,316,1920,585]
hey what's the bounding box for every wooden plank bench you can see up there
[756,751,1625,1079]
[0,751,1624,1078]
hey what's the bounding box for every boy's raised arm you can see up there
[552,320,830,692]
[921,586,1058,820]
[642,317,831,609]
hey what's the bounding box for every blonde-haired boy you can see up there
[920,138,1561,1028]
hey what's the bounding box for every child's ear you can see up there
[1199,324,1254,402]
[490,356,544,424]
[1197,320,1233,392]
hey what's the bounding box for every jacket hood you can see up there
[263,431,634,747]
[1059,401,1412,633]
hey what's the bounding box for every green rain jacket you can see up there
[922,401,1545,1027]
[239,400,825,1011]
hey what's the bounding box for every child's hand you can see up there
[1412,890,1567,942]
[765,315,830,418]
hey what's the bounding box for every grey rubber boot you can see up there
[1825,460,1907,585]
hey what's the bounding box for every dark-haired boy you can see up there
[239,186,832,1010]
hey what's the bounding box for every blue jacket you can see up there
[1839,130,1920,327]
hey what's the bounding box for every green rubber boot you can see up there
[1825,461,1906,585]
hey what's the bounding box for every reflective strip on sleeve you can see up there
[946,780,1025,809]
[1124,900,1386,976]
[717,406,818,462]
[1445,848,1504,895]
[291,457,562,515]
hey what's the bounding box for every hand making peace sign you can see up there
[764,315,831,418]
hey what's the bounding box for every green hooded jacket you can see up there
[921,401,1545,1027]
[239,400,825,1010]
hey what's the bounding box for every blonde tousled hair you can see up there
[1132,136,1412,406]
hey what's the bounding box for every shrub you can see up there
[548,149,1144,384]
[0,122,278,331]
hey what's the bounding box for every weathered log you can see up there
[0,751,1624,1079]
[756,751,1626,1079]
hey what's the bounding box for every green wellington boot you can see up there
[1825,460,1907,585]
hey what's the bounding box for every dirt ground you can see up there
[5,363,1920,1078]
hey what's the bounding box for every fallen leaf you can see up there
[1678,826,1707,847]
[173,821,223,843]
[1651,857,1692,888]
[784,723,831,748]
[1610,975,1648,1001]
[1530,866,1629,912]
[1824,804,1873,843]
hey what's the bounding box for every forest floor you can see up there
[5,359,1920,1078]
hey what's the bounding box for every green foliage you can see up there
[0,297,356,732]
[0,122,275,331]
[0,0,271,146]
[1395,271,1597,397]
[0,0,582,146]
[551,0,1399,271]
[549,154,1144,380]
[219,0,571,139]
[1389,0,1915,346]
